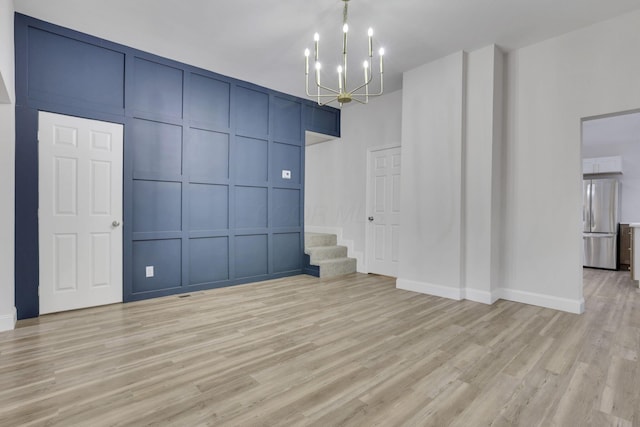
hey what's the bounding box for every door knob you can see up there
[112,220,121,227]
[368,216,374,222]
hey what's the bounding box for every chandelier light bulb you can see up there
[304,49,310,57]
[368,28,373,37]
[363,60,369,68]
[337,65,343,73]
[343,24,349,33]
[315,62,322,70]
[314,33,320,41]
[379,47,385,56]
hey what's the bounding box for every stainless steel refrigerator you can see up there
[583,178,619,269]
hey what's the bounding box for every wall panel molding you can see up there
[14,13,340,319]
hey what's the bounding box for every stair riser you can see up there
[308,246,348,263]
[319,258,357,278]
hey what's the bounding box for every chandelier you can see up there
[304,0,384,106]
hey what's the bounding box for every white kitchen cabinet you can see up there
[582,156,622,174]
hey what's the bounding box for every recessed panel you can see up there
[90,131,112,151]
[375,225,385,261]
[236,186,267,228]
[54,233,77,291]
[132,239,181,293]
[391,225,400,262]
[236,86,269,136]
[375,157,386,170]
[236,136,267,182]
[272,97,301,142]
[189,237,229,285]
[272,188,300,227]
[132,57,183,118]
[392,154,401,168]
[91,233,111,287]
[272,142,301,184]
[54,157,77,216]
[188,129,229,181]
[235,234,268,278]
[189,184,228,231]
[132,180,182,232]
[392,174,401,213]
[28,27,125,109]
[91,160,111,215]
[53,125,77,147]
[375,176,386,213]
[189,73,230,127]
[273,233,301,273]
[131,119,182,176]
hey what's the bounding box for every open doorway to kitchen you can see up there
[581,109,640,283]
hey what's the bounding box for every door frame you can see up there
[365,143,401,275]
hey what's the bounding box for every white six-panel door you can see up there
[38,112,123,314]
[367,146,401,277]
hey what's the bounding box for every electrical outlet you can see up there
[145,266,154,278]
[282,170,291,179]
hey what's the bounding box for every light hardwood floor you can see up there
[1,269,639,426]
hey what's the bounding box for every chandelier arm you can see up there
[348,72,374,95]
[316,97,340,107]
[350,96,367,104]
[314,73,341,95]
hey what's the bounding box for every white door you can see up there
[38,112,123,314]
[367,146,401,276]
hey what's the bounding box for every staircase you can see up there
[304,232,357,278]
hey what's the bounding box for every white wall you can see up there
[397,52,466,297]
[305,89,402,270]
[0,0,16,331]
[582,142,640,224]
[503,10,640,309]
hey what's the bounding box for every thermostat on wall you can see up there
[282,170,291,179]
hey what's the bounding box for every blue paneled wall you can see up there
[14,14,340,319]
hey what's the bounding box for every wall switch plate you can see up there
[282,170,291,179]
[145,266,154,278]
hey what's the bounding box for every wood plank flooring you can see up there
[1,269,639,426]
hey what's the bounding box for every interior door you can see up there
[367,146,401,277]
[38,112,123,314]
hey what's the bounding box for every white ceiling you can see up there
[15,0,640,104]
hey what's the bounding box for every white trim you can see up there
[0,306,17,332]
[396,278,464,300]
[305,225,366,273]
[463,287,499,304]
[365,143,401,276]
[395,278,584,314]
[497,288,585,314]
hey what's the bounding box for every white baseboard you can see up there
[396,278,464,300]
[395,278,584,314]
[497,288,584,314]
[305,226,366,273]
[0,306,17,332]
[464,287,500,305]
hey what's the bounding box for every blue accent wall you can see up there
[14,13,340,319]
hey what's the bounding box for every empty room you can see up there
[1,0,640,425]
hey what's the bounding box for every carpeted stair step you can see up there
[305,245,348,264]
[305,232,337,248]
[316,257,357,278]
